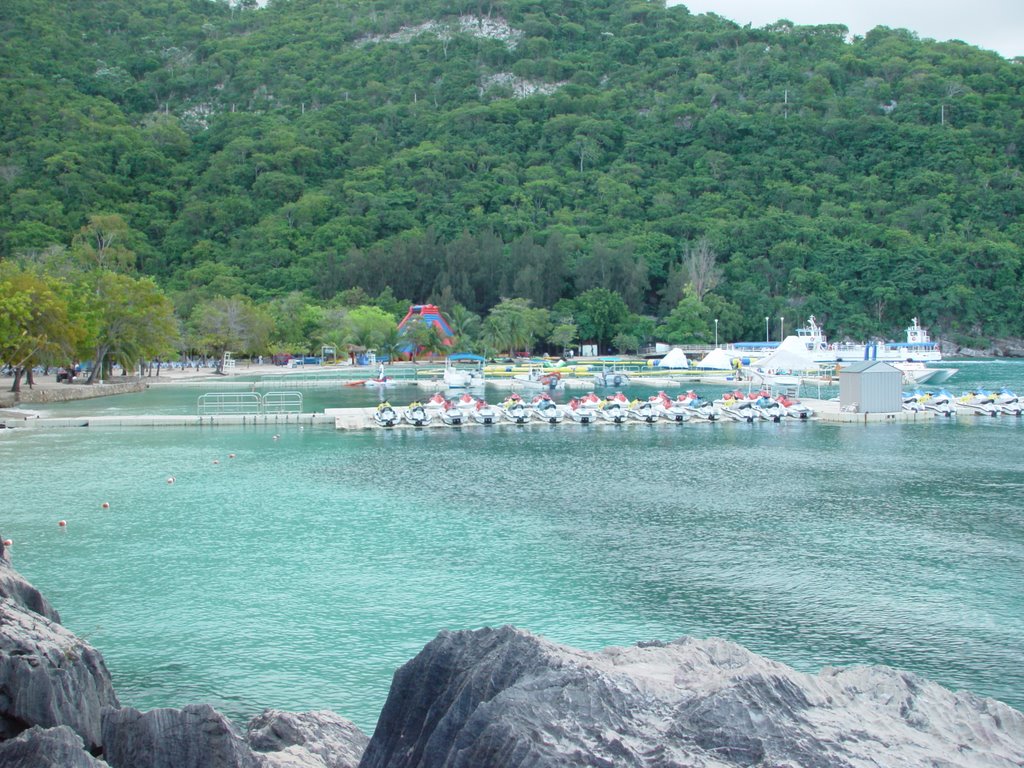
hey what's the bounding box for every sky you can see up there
[668,0,1023,59]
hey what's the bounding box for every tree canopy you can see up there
[2,0,1023,353]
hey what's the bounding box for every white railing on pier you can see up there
[262,391,303,413]
[198,392,262,415]
[198,391,303,415]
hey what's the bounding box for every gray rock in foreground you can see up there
[0,724,107,767]
[361,626,1024,768]
[0,542,60,622]
[0,597,118,750]
[247,709,368,768]
[101,703,259,768]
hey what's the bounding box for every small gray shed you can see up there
[838,360,903,413]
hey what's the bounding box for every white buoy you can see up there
[167,476,175,484]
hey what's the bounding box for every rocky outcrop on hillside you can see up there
[949,339,1024,357]
[0,541,60,622]
[2,545,1023,767]
[0,596,118,751]
[101,704,259,768]
[361,626,1024,768]
[0,724,108,766]
[248,709,369,768]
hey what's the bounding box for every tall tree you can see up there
[189,296,272,371]
[0,263,77,392]
[83,272,178,382]
[573,288,629,353]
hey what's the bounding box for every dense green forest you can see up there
[2,0,1023,365]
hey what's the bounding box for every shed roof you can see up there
[840,360,900,374]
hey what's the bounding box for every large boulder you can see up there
[247,709,368,768]
[0,724,107,767]
[0,597,118,751]
[101,703,258,768]
[0,542,60,623]
[361,626,1024,768]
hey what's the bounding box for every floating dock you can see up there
[325,400,963,430]
[0,400,999,431]
[0,413,324,429]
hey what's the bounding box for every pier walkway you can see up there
[0,399,977,430]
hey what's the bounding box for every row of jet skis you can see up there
[372,390,815,427]
[902,387,1023,417]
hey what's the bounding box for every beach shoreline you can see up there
[0,362,346,411]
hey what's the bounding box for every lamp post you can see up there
[780,316,785,340]
[714,318,719,348]
[765,317,769,344]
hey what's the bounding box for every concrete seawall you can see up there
[0,380,147,408]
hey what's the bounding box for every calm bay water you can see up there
[2,359,1022,734]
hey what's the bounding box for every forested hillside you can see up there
[2,0,1023,352]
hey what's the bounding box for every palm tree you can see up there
[378,327,402,363]
[445,304,481,351]
[405,317,446,361]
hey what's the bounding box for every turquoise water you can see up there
[1,360,1022,734]
[21,356,1018,417]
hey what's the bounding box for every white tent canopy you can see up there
[695,348,736,370]
[748,336,819,372]
[656,348,690,369]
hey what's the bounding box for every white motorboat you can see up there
[439,399,468,426]
[594,366,630,388]
[500,394,532,424]
[453,392,479,410]
[715,390,758,422]
[443,353,486,389]
[956,390,1000,417]
[774,393,813,419]
[675,391,720,421]
[995,387,1023,416]
[921,389,957,417]
[728,317,949,367]
[628,399,660,424]
[800,316,946,364]
[513,367,565,391]
[404,401,433,426]
[373,402,400,427]
[751,393,786,422]
[902,390,929,412]
[566,396,599,424]
[597,392,630,423]
[471,399,500,425]
[893,361,959,385]
[530,393,563,424]
[649,392,691,422]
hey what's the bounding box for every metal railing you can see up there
[198,391,303,415]
[262,391,303,413]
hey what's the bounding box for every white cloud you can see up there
[668,0,1023,58]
